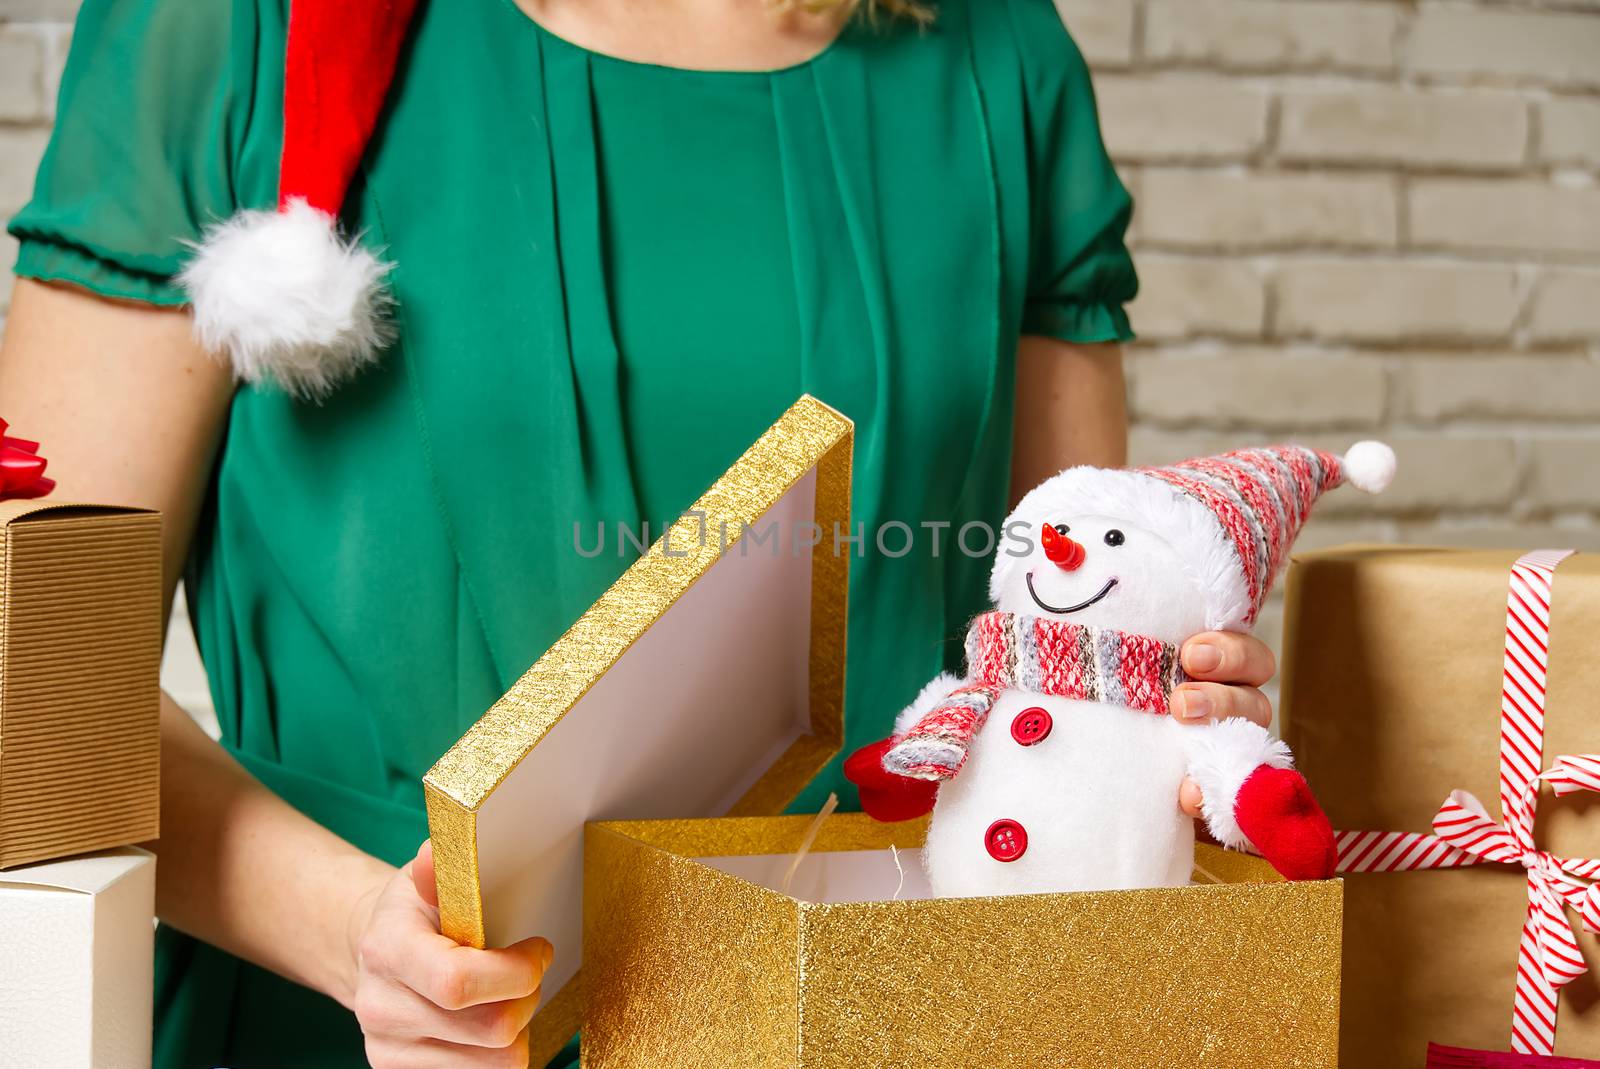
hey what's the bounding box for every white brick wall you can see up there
[1097,75,1270,161]
[0,24,47,122]
[1277,87,1530,170]
[1097,0,1600,668]
[1531,270,1600,341]
[1273,259,1522,342]
[4,0,1599,699]
[1411,179,1600,257]
[1140,170,1401,250]
[0,13,57,320]
[1143,0,1402,73]
[1542,98,1600,170]
[1409,7,1600,89]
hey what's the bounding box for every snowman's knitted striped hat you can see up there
[999,442,1396,632]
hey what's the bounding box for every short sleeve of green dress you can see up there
[8,0,283,302]
[1010,5,1139,344]
[9,2,1135,1066]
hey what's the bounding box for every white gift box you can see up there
[0,847,155,1069]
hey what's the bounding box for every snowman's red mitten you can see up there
[1234,766,1337,881]
[1185,716,1336,881]
[845,738,939,822]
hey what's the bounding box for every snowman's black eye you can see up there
[1052,523,1070,536]
[1104,529,1125,547]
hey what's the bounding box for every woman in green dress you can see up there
[1,0,1284,1065]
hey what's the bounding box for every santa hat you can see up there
[998,441,1396,632]
[178,0,424,400]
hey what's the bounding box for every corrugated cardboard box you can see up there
[0,502,162,869]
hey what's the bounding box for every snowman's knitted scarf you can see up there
[883,611,1188,781]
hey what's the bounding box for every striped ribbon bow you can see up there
[1333,549,1591,1057]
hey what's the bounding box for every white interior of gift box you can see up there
[474,469,818,992]
[698,846,1220,903]
[700,848,937,903]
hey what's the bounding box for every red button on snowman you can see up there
[1009,708,1052,747]
[845,441,1396,897]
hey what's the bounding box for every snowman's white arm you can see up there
[1179,717,1294,851]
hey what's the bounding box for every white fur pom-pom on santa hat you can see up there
[181,199,393,399]
[178,0,422,400]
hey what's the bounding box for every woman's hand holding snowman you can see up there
[1174,632,1277,819]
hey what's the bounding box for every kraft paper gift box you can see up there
[1282,546,1600,1065]
[427,396,1343,1067]
[0,502,162,870]
[0,847,156,1069]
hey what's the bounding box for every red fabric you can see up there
[1039,523,1085,570]
[1139,445,1347,626]
[1148,467,1266,623]
[983,819,1028,862]
[884,613,1185,784]
[1426,1043,1600,1068]
[1034,615,1093,699]
[278,0,423,215]
[969,611,1008,687]
[844,739,938,822]
[0,418,55,501]
[1009,707,1052,746]
[1189,455,1286,566]
[1235,765,1337,881]
[1117,631,1174,715]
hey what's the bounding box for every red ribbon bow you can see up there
[0,418,55,500]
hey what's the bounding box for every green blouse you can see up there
[9,1,1136,1065]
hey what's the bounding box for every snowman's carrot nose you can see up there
[1040,524,1087,571]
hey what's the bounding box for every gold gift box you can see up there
[1283,546,1600,1063]
[0,502,162,870]
[585,813,1342,1069]
[425,397,852,1064]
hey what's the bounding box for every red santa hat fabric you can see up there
[998,441,1396,633]
[178,0,423,399]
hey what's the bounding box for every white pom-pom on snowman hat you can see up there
[996,441,1396,634]
[1340,440,1397,494]
[178,0,422,400]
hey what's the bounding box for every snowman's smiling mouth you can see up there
[1026,573,1119,615]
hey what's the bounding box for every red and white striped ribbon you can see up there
[1333,549,1593,1057]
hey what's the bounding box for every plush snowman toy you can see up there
[845,442,1395,896]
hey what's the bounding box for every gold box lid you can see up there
[423,395,852,1052]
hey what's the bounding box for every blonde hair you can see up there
[784,0,935,25]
